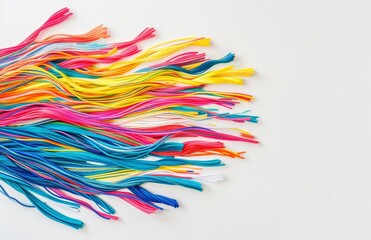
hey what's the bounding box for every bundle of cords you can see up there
[0,7,258,229]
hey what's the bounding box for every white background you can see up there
[0,0,370,239]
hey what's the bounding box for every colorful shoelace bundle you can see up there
[0,7,258,229]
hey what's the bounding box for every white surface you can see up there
[0,0,370,239]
